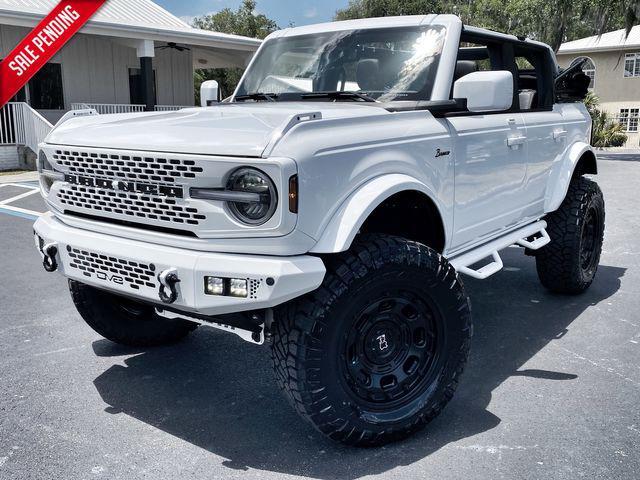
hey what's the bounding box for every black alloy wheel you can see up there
[341,292,443,411]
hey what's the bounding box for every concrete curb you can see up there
[0,171,39,184]
[595,148,640,154]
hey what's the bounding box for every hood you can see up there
[46,103,388,157]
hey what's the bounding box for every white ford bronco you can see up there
[34,15,604,446]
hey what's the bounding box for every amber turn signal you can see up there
[288,175,298,213]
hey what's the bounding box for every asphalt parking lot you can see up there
[0,156,639,480]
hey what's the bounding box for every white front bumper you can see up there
[33,213,326,316]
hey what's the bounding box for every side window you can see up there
[513,46,553,111]
[514,55,538,110]
[451,36,515,111]
[453,43,503,82]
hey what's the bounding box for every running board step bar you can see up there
[449,221,550,280]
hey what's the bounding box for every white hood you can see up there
[46,103,388,157]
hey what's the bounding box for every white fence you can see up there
[0,103,21,145]
[0,102,53,153]
[0,101,190,152]
[155,105,192,111]
[71,103,193,113]
[70,103,146,114]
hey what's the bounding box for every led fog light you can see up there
[205,276,224,295]
[229,278,248,298]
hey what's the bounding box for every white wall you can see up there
[0,146,19,170]
[0,24,195,122]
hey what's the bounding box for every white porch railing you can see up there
[154,105,192,111]
[71,103,146,114]
[71,103,193,113]
[0,102,53,153]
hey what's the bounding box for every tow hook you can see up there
[42,243,59,273]
[158,268,180,304]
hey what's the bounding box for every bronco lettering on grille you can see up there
[64,174,184,198]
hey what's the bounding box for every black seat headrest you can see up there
[357,59,381,91]
[454,60,478,81]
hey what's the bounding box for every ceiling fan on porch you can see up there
[156,42,191,52]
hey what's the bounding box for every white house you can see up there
[558,26,640,148]
[0,0,262,170]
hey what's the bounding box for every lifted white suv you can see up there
[34,15,604,446]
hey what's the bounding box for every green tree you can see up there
[193,0,278,39]
[334,0,628,51]
[192,0,278,103]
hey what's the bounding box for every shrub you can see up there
[584,92,628,148]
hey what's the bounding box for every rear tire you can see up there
[271,235,472,447]
[69,280,197,347]
[536,176,605,294]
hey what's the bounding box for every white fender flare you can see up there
[544,141,596,213]
[310,174,446,254]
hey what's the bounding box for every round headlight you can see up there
[226,167,277,225]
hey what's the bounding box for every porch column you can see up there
[137,40,155,112]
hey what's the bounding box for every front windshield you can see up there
[234,25,447,103]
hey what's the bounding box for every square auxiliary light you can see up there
[229,278,248,298]
[205,276,224,296]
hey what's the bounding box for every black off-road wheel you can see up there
[536,176,605,294]
[271,235,472,447]
[69,280,197,347]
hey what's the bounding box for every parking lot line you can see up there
[0,182,44,219]
[0,183,39,190]
[0,188,39,205]
[0,205,40,220]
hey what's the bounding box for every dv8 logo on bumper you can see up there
[64,174,184,198]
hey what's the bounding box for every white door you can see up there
[520,106,568,217]
[448,113,528,251]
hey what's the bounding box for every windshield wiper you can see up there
[234,92,279,102]
[300,91,377,102]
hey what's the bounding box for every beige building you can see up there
[558,26,640,148]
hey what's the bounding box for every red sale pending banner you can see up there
[0,0,108,107]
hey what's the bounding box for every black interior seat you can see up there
[356,59,382,91]
[453,60,478,82]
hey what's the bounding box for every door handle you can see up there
[507,135,527,148]
[553,129,568,140]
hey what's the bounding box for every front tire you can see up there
[69,280,197,347]
[536,177,605,294]
[271,235,472,447]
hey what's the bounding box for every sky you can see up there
[154,0,350,29]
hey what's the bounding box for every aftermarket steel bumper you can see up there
[33,213,326,316]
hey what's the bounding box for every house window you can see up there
[619,108,640,132]
[128,68,157,105]
[0,60,62,109]
[571,56,595,88]
[29,63,64,110]
[624,53,640,78]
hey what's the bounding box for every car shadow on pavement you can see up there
[92,249,625,480]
